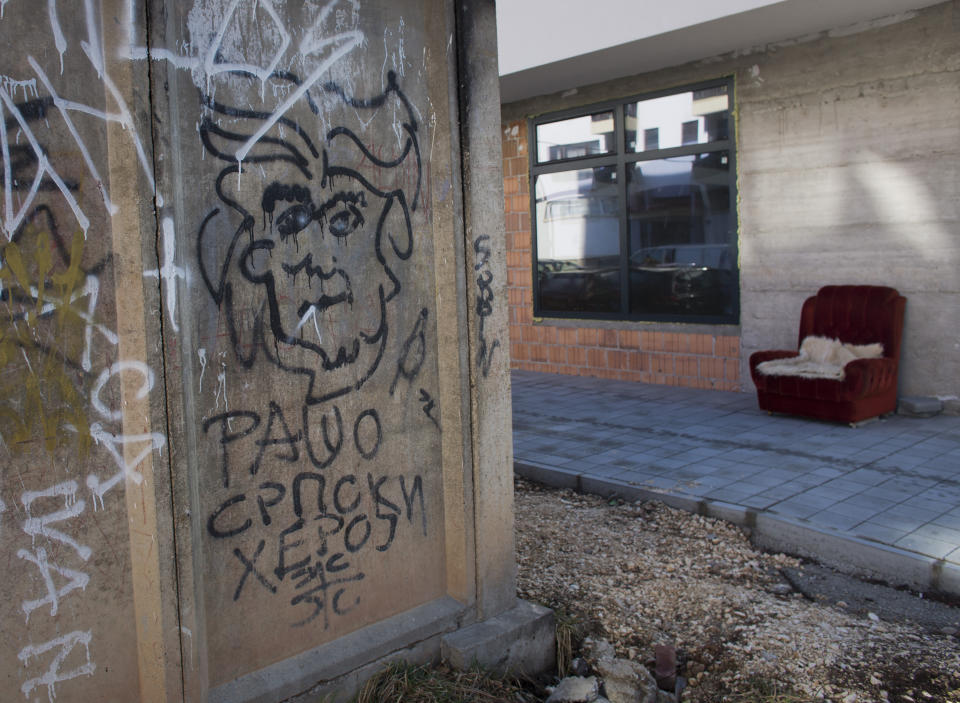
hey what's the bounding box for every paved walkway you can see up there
[511,370,960,593]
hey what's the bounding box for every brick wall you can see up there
[502,118,742,391]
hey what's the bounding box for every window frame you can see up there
[528,77,739,325]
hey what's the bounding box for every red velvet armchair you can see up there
[749,286,906,424]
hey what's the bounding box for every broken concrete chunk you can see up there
[546,676,600,703]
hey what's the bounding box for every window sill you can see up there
[532,316,740,337]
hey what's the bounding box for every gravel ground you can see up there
[515,478,960,703]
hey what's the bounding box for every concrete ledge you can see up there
[753,512,935,591]
[212,597,465,703]
[441,599,555,677]
[704,500,751,527]
[515,460,581,490]
[932,560,960,595]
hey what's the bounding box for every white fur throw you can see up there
[756,336,884,380]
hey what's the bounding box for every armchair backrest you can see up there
[798,285,906,361]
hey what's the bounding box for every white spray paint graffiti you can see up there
[21,481,91,561]
[198,347,208,392]
[15,481,95,699]
[18,547,90,622]
[18,630,95,703]
[1,0,430,696]
[143,217,187,333]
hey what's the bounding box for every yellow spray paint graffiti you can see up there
[0,225,93,453]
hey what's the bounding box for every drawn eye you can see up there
[327,204,365,239]
[276,204,313,237]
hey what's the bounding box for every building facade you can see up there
[501,0,960,398]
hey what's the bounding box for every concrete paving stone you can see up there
[932,513,960,531]
[895,534,957,559]
[739,471,797,489]
[585,464,632,480]
[913,437,959,450]
[738,494,782,510]
[853,521,911,544]
[685,474,736,489]
[768,501,820,520]
[609,456,650,469]
[867,511,929,533]
[859,485,914,503]
[718,467,771,483]
[919,457,960,472]
[674,481,720,497]
[724,448,775,461]
[672,465,720,479]
[909,523,960,545]
[878,475,939,492]
[637,476,683,491]
[694,456,745,468]
[835,494,899,512]
[644,445,686,458]
[807,509,869,531]
[647,457,692,470]
[755,483,806,501]
[903,447,952,461]
[805,481,863,498]
[916,485,960,503]
[704,486,759,504]
[897,496,955,515]
[772,491,844,511]
[591,447,641,460]
[842,468,894,486]
[615,469,659,485]
[811,466,846,479]
[870,455,928,470]
[918,467,959,481]
[855,451,897,464]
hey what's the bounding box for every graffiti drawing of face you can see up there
[198,72,420,405]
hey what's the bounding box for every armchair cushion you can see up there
[749,286,906,424]
[755,336,884,380]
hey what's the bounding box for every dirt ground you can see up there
[514,478,960,702]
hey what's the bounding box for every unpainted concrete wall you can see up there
[501,0,960,398]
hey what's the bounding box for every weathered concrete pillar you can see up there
[0,0,552,701]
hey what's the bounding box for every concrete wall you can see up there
[0,0,519,701]
[501,0,960,398]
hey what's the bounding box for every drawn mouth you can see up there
[282,254,353,313]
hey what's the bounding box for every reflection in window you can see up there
[536,111,615,163]
[625,85,729,153]
[530,79,736,323]
[627,153,735,316]
[535,167,620,313]
[644,128,659,151]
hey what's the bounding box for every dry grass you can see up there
[354,661,539,703]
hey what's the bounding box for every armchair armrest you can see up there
[842,357,898,398]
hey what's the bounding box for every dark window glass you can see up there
[531,80,736,323]
[536,111,615,163]
[625,86,729,153]
[627,153,735,317]
[535,166,621,313]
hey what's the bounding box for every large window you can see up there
[531,80,738,323]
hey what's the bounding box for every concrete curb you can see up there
[515,461,960,597]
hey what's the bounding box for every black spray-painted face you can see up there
[237,173,389,371]
[198,71,419,404]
